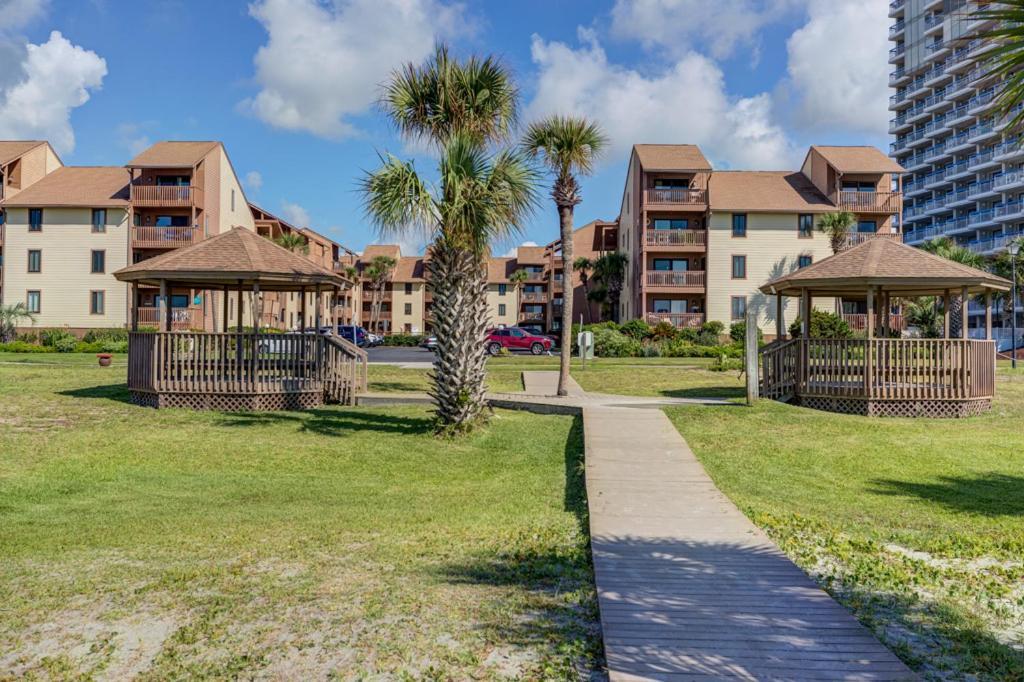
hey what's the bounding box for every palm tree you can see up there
[574,256,594,323]
[0,303,35,342]
[590,252,628,322]
[975,2,1024,132]
[273,232,309,254]
[509,268,528,319]
[364,255,397,334]
[904,297,942,339]
[363,45,538,433]
[817,211,856,255]
[991,240,1024,329]
[523,115,607,396]
[920,237,988,336]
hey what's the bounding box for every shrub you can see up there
[592,327,641,357]
[16,331,39,344]
[0,341,54,353]
[701,320,725,337]
[100,340,129,353]
[54,336,79,353]
[694,330,720,346]
[729,320,764,345]
[382,334,423,346]
[710,355,745,372]
[640,342,661,357]
[82,328,129,343]
[789,309,852,339]
[620,319,651,340]
[660,339,743,358]
[650,321,678,341]
[40,329,77,348]
[73,341,105,353]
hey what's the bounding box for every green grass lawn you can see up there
[0,354,599,679]
[666,369,1024,680]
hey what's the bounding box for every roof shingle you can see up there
[0,141,46,165]
[811,145,905,174]
[709,171,833,212]
[126,141,219,168]
[634,144,711,171]
[0,167,129,207]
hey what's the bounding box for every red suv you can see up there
[486,327,553,355]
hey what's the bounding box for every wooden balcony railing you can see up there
[645,312,705,329]
[645,229,706,247]
[130,184,201,207]
[131,226,199,249]
[644,188,707,206]
[646,271,706,288]
[840,232,903,250]
[833,190,901,213]
[522,291,547,303]
[137,307,203,330]
[843,313,906,331]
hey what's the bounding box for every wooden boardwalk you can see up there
[582,405,916,681]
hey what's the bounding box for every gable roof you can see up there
[362,244,402,260]
[0,141,47,166]
[634,144,711,171]
[114,227,349,290]
[810,145,905,174]
[709,171,833,212]
[393,256,426,282]
[0,167,129,207]
[126,141,219,168]
[487,257,517,283]
[760,237,1010,296]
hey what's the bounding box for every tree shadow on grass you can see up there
[59,383,134,405]
[215,407,434,437]
[870,473,1024,516]
[367,381,429,393]
[657,386,746,399]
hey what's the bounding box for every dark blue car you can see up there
[337,324,369,347]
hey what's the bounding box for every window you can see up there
[90,290,105,315]
[155,215,189,227]
[498,303,506,316]
[731,255,746,279]
[842,180,876,192]
[498,283,507,295]
[653,178,688,189]
[27,249,41,273]
[28,208,42,231]
[156,175,189,186]
[92,209,106,233]
[653,299,687,314]
[91,250,105,274]
[731,296,747,320]
[798,255,813,269]
[653,258,688,271]
[732,213,747,237]
[404,282,412,295]
[857,220,878,233]
[653,218,689,230]
[404,302,412,315]
[26,290,40,313]
[798,214,813,238]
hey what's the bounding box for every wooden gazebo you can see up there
[114,228,366,411]
[759,238,1011,418]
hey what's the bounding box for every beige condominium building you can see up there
[614,144,904,338]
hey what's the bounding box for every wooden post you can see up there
[300,287,307,332]
[314,289,322,329]
[775,294,784,341]
[866,287,875,340]
[961,286,969,340]
[800,289,810,339]
[866,286,875,396]
[881,291,890,338]
[130,283,139,332]
[236,285,244,331]
[943,289,951,338]
[253,282,261,334]
[159,279,170,332]
[745,309,759,405]
[985,291,993,340]
[222,285,229,333]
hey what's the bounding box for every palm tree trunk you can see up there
[558,204,574,397]
[581,278,591,324]
[427,243,490,432]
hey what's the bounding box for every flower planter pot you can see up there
[97,354,112,367]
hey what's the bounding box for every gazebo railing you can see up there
[762,338,996,402]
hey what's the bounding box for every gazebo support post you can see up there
[314,289,323,382]
[866,286,875,398]
[300,287,307,333]
[221,286,228,333]
[799,289,810,393]
[236,283,244,383]
[159,280,170,332]
[775,294,784,341]
[961,286,969,341]
[253,283,261,334]
[985,292,993,341]
[130,284,139,332]
[943,289,951,338]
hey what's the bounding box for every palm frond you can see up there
[522,114,608,178]
[360,154,438,241]
[975,1,1024,132]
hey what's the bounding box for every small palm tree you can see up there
[363,45,538,433]
[976,2,1024,132]
[523,115,607,396]
[574,256,594,323]
[921,237,988,336]
[904,297,942,339]
[0,303,36,342]
[817,211,856,255]
[509,268,528,318]
[591,252,628,322]
[273,232,309,254]
[364,255,397,334]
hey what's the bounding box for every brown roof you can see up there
[126,141,219,168]
[1,167,129,207]
[709,171,833,212]
[0,141,46,165]
[810,146,905,174]
[487,258,518,283]
[392,256,426,282]
[362,244,402,260]
[760,237,1010,297]
[515,245,547,264]
[634,144,712,171]
[114,227,349,290]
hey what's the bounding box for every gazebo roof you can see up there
[760,237,1011,297]
[114,227,350,291]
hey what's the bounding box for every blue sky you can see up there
[0,0,891,254]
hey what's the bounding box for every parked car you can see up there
[485,327,553,355]
[336,324,369,347]
[420,335,438,350]
[366,332,383,347]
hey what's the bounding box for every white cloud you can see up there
[116,122,152,156]
[244,170,263,191]
[781,0,890,136]
[0,31,106,154]
[280,200,310,227]
[610,0,802,61]
[525,29,797,170]
[0,0,48,27]
[243,0,466,138]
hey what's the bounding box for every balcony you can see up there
[645,312,704,329]
[840,232,903,251]
[131,225,199,249]
[643,188,707,208]
[645,229,706,248]
[521,291,548,304]
[130,184,202,208]
[137,306,202,331]
[646,271,706,289]
[833,191,901,213]
[362,290,392,300]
